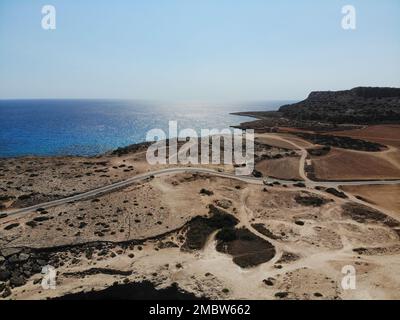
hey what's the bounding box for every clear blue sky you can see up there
[0,0,399,101]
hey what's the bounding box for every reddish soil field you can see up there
[341,184,400,217]
[333,125,400,149]
[255,157,302,180]
[311,148,400,181]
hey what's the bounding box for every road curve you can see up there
[1,167,262,216]
[259,134,311,182]
[2,166,400,217]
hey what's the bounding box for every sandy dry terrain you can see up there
[1,131,400,300]
[256,134,302,150]
[341,185,400,218]
[255,157,302,180]
[1,172,399,300]
[0,144,233,211]
[311,148,400,181]
[333,125,400,149]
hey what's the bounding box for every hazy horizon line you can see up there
[0,98,299,105]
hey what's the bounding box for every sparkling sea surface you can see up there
[0,99,291,157]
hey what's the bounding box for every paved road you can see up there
[0,167,263,216]
[2,166,400,216]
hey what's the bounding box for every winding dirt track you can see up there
[2,166,400,217]
[2,134,399,217]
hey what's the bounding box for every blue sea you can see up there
[0,99,290,157]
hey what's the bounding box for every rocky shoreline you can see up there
[233,87,400,132]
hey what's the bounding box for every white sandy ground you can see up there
[1,133,400,300]
[1,174,399,300]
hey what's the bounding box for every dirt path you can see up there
[238,188,284,261]
[257,133,312,183]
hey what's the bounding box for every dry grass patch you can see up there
[311,148,400,180]
[341,184,400,216]
[333,125,400,149]
[255,157,302,180]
